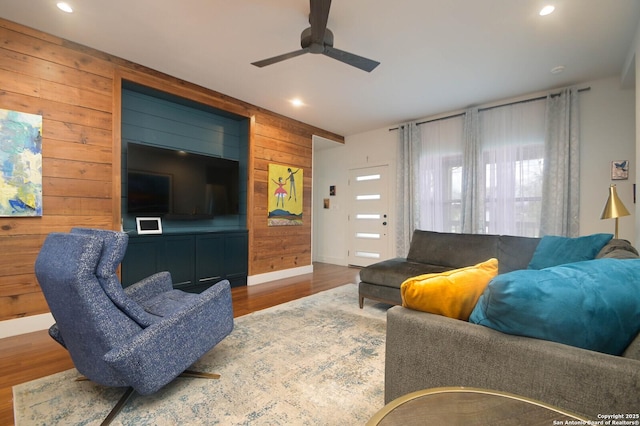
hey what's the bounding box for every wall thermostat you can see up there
[136,217,163,235]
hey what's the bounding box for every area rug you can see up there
[13,284,389,425]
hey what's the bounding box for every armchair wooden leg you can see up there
[73,378,135,426]
[72,370,219,425]
[180,369,221,379]
[101,387,135,426]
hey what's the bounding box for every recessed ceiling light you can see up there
[539,5,555,16]
[290,98,304,107]
[550,65,565,74]
[56,2,73,13]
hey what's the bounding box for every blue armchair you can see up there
[35,228,234,424]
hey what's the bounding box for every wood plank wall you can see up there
[0,18,343,322]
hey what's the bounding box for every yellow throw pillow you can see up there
[400,258,498,320]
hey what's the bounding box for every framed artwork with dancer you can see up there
[267,163,303,226]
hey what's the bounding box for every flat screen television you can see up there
[127,142,240,219]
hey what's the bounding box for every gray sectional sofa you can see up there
[359,230,640,418]
[358,230,541,308]
[359,230,638,308]
[385,306,640,418]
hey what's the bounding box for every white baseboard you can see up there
[247,264,314,286]
[313,255,347,266]
[0,313,54,339]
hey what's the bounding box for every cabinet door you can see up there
[161,235,195,289]
[195,234,225,287]
[121,236,163,287]
[224,232,248,286]
[122,231,247,292]
[122,234,195,290]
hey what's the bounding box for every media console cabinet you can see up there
[121,230,248,293]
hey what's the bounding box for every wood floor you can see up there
[0,262,361,426]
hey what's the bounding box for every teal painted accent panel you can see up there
[237,122,249,216]
[121,122,240,159]
[123,90,242,135]
[122,90,241,159]
[121,87,248,234]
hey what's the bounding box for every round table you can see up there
[367,387,588,425]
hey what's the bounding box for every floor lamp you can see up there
[600,184,630,239]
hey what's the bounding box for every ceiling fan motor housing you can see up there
[301,27,334,53]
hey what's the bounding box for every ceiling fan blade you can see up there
[251,48,309,68]
[323,46,380,72]
[309,0,331,44]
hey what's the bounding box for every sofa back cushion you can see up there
[597,239,640,259]
[497,235,540,273]
[407,230,499,269]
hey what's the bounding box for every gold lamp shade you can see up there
[600,184,630,239]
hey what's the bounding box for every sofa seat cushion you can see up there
[401,258,498,320]
[527,233,613,269]
[360,257,453,289]
[470,258,640,355]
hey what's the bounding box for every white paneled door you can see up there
[347,165,390,267]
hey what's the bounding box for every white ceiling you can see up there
[1,0,639,137]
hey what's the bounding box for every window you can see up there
[482,148,544,236]
[415,99,546,237]
[416,114,465,233]
[443,156,463,233]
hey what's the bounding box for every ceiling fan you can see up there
[251,0,380,72]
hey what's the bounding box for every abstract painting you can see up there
[268,163,302,226]
[0,109,43,216]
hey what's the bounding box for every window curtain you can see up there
[540,88,580,237]
[417,114,465,233]
[478,100,546,236]
[461,108,481,233]
[395,121,419,256]
[397,87,580,250]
